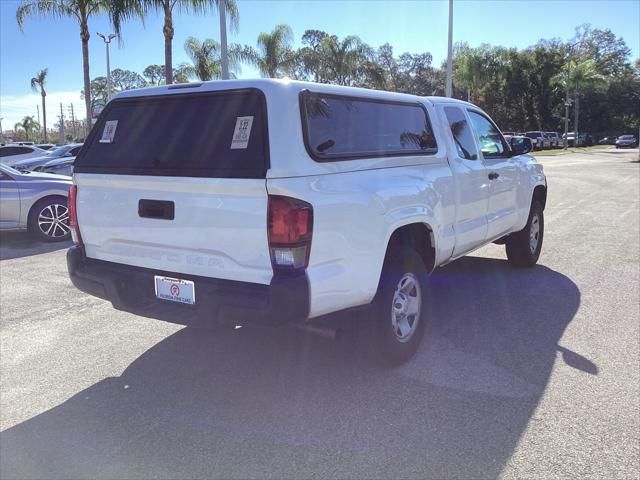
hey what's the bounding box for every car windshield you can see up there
[525,132,540,138]
[46,146,70,157]
[619,135,634,140]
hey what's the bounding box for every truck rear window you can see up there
[300,90,437,161]
[75,89,269,178]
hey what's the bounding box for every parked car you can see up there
[502,131,516,142]
[545,132,561,148]
[0,145,48,165]
[615,134,638,148]
[0,163,72,241]
[598,136,618,145]
[14,143,83,172]
[66,79,546,366]
[41,156,75,176]
[36,144,56,150]
[563,132,593,147]
[525,131,550,150]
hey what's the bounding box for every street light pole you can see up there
[445,0,453,97]
[97,32,116,100]
[219,0,229,80]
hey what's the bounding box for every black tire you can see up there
[506,200,544,268]
[28,196,71,242]
[372,247,428,366]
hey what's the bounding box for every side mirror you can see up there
[510,137,533,156]
[64,152,73,157]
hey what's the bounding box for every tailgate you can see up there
[75,174,272,284]
[73,87,273,285]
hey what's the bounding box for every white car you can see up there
[67,79,546,365]
[0,145,48,165]
[525,131,550,150]
[545,132,562,148]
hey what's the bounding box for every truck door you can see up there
[440,105,490,256]
[467,110,519,240]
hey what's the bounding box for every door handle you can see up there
[488,172,500,180]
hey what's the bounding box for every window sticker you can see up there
[230,116,254,149]
[99,120,118,143]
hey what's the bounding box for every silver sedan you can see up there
[0,164,72,242]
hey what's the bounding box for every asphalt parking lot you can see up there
[1,148,638,479]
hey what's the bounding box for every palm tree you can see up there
[183,36,242,81]
[553,59,607,143]
[111,0,238,85]
[30,68,48,142]
[14,116,40,141]
[17,1,113,136]
[242,24,296,78]
[319,35,371,86]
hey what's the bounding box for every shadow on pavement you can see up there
[0,231,71,261]
[0,257,585,479]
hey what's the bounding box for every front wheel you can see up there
[505,200,544,268]
[372,248,428,366]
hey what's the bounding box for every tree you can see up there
[17,0,114,135]
[111,68,147,90]
[30,68,48,142]
[143,64,165,85]
[242,24,296,78]
[81,76,108,110]
[14,116,40,141]
[318,35,373,86]
[173,64,192,83]
[111,0,239,85]
[553,59,607,135]
[453,44,490,102]
[183,36,242,81]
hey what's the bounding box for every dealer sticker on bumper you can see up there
[154,276,195,305]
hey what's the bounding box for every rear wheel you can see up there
[506,200,544,268]
[372,248,428,366]
[28,196,70,242]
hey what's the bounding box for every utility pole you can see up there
[574,94,579,147]
[68,104,77,140]
[219,0,229,80]
[563,97,571,150]
[59,102,65,144]
[445,0,453,97]
[97,32,116,99]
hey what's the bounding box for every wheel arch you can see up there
[383,221,437,274]
[533,184,547,210]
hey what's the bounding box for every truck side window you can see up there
[300,90,437,161]
[468,111,507,158]
[444,106,477,160]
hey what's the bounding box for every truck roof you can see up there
[112,78,477,109]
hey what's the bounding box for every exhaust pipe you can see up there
[294,323,341,341]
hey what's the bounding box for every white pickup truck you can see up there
[67,79,546,365]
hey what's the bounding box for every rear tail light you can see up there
[267,195,313,272]
[68,185,83,245]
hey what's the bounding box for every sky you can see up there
[1,0,639,130]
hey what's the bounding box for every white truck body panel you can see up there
[71,79,546,321]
